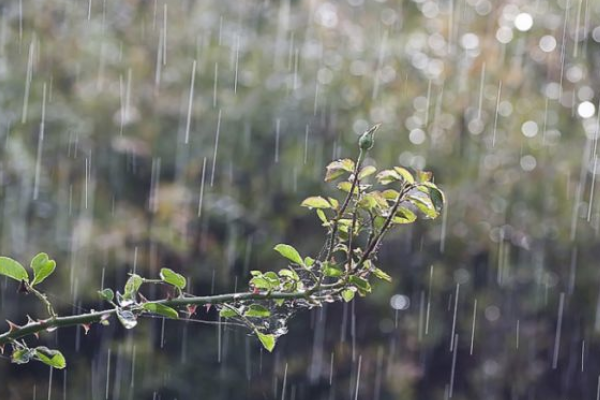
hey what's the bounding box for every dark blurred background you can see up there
[1,0,600,399]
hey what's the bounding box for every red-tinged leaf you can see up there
[18,280,29,294]
[81,324,91,335]
[187,304,198,316]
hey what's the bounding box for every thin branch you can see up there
[346,185,362,271]
[355,183,415,270]
[323,149,365,262]
[0,286,343,346]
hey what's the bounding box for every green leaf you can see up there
[409,196,438,219]
[219,307,238,318]
[393,207,417,224]
[382,189,399,201]
[374,216,386,230]
[263,271,281,288]
[349,276,372,295]
[426,185,446,214]
[337,181,358,194]
[142,303,179,319]
[160,268,187,290]
[250,276,272,290]
[357,194,378,210]
[337,219,353,234]
[342,289,356,302]
[98,288,115,302]
[244,304,271,318]
[327,197,339,209]
[316,209,329,225]
[376,169,402,185]
[416,170,432,183]
[11,348,34,365]
[264,271,279,281]
[304,257,315,267]
[358,165,377,180]
[394,167,415,184]
[30,253,56,286]
[124,274,143,297]
[323,263,343,277]
[0,257,29,283]
[370,191,389,208]
[278,269,299,280]
[371,267,392,282]
[257,332,276,352]
[301,196,331,209]
[33,347,66,369]
[273,244,304,266]
[325,159,355,182]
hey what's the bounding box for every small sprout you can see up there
[358,124,380,151]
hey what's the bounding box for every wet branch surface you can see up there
[0,287,339,346]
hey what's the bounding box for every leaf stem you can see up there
[323,149,365,262]
[355,183,415,270]
[27,285,57,319]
